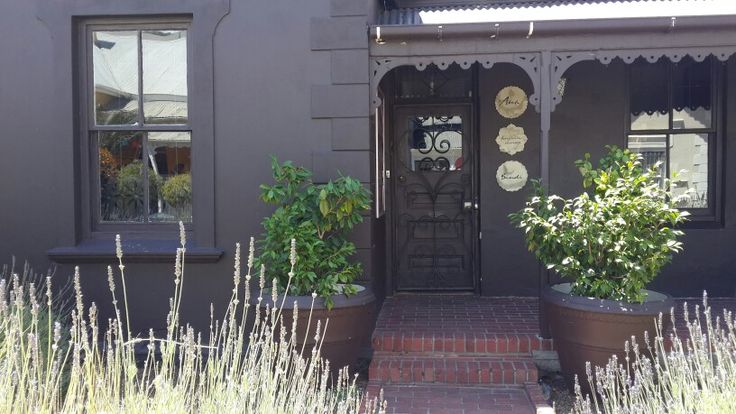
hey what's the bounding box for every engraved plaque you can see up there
[496,160,528,192]
[495,124,528,155]
[494,86,528,119]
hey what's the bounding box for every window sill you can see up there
[47,239,223,264]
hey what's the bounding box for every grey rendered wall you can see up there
[0,0,379,333]
[478,63,541,296]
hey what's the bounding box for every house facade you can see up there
[1,0,736,335]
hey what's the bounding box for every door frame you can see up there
[386,101,481,294]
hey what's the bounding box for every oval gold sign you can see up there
[495,86,528,119]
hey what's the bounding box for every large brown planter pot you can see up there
[543,283,673,392]
[261,285,376,374]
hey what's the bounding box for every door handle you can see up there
[463,201,479,211]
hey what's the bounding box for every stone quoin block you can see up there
[331,117,370,150]
[330,0,369,17]
[331,50,369,84]
[311,84,370,118]
[310,16,368,50]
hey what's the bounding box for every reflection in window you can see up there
[91,26,191,224]
[99,132,146,222]
[630,58,668,130]
[143,30,188,124]
[672,59,712,129]
[670,134,709,208]
[98,132,192,223]
[628,134,666,185]
[407,115,463,172]
[628,133,709,209]
[149,132,192,222]
[93,31,139,125]
[630,57,712,131]
[627,56,715,213]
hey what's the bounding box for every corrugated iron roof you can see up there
[379,0,734,25]
[388,0,673,10]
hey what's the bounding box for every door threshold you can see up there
[393,291,477,296]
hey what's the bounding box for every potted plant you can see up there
[256,157,374,372]
[510,146,688,391]
[161,173,192,220]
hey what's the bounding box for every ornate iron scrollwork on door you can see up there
[393,107,475,291]
[407,115,464,172]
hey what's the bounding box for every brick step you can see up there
[371,330,553,355]
[368,354,538,386]
[364,382,547,414]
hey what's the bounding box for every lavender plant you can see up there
[0,224,386,413]
[573,292,736,414]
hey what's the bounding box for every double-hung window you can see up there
[85,21,192,229]
[627,56,721,222]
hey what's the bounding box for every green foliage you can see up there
[510,146,688,303]
[116,160,163,213]
[161,173,192,209]
[257,158,371,308]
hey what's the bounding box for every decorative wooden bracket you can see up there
[369,53,543,111]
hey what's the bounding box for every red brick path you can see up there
[364,384,539,414]
[368,295,553,414]
[367,295,736,413]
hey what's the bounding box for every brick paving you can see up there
[368,295,552,414]
[371,295,553,356]
[367,294,736,413]
[364,384,538,414]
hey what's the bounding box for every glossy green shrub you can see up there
[510,146,688,303]
[257,158,371,308]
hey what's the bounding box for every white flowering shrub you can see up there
[0,225,386,413]
[573,293,736,414]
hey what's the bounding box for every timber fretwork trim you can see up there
[550,46,736,111]
[369,53,542,110]
[369,47,736,112]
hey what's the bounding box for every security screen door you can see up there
[391,105,477,291]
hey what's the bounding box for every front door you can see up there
[391,105,477,291]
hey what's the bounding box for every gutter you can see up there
[370,14,736,42]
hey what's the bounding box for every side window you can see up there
[627,56,719,220]
[89,26,192,226]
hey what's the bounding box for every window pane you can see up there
[628,134,667,186]
[670,133,709,208]
[148,132,192,222]
[407,115,463,172]
[142,30,188,124]
[630,58,669,130]
[93,31,139,125]
[99,132,146,222]
[672,57,712,129]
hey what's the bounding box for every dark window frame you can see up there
[625,56,724,226]
[42,2,224,262]
[79,17,194,239]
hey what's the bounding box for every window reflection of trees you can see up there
[92,29,192,223]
